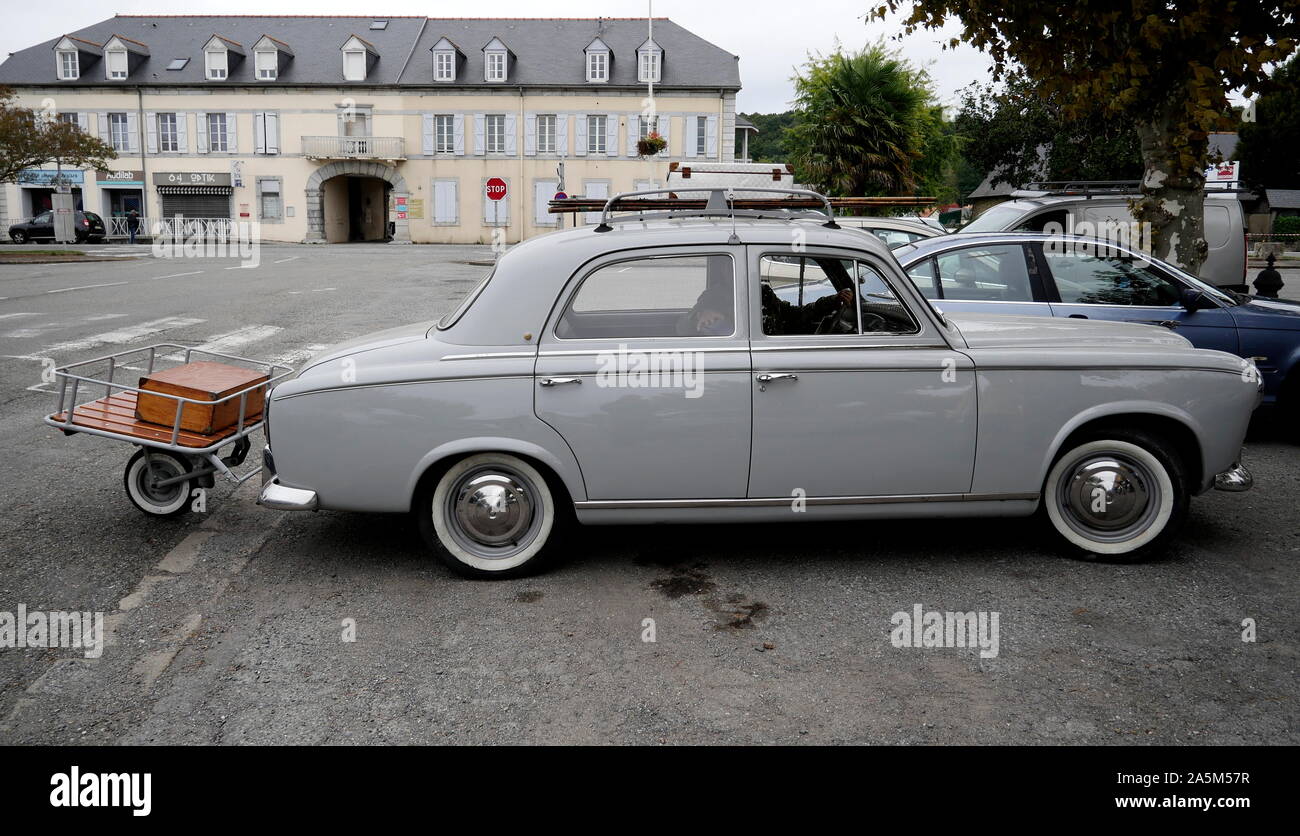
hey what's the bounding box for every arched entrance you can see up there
[304,160,410,243]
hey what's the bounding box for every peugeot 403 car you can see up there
[258,189,1259,578]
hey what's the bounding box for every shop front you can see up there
[154,172,233,220]
[17,169,84,216]
[96,170,145,228]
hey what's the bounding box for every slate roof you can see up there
[1266,189,1300,210]
[0,15,741,89]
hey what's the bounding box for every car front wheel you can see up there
[418,453,558,578]
[1043,431,1187,560]
[10,230,28,243]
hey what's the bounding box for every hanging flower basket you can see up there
[637,133,667,156]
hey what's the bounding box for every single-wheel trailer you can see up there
[42,344,295,516]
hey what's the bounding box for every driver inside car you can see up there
[761,283,854,336]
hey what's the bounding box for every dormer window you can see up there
[483,37,510,83]
[203,36,243,81]
[206,50,228,79]
[340,35,377,82]
[431,37,461,82]
[252,35,291,81]
[638,39,663,83]
[106,47,128,80]
[585,37,611,83]
[57,49,79,80]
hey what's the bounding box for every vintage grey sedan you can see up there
[259,191,1259,578]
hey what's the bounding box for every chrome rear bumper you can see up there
[258,478,319,511]
[1213,459,1254,493]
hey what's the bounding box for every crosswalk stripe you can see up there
[167,325,282,360]
[41,317,206,356]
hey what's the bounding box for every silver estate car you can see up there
[259,189,1259,578]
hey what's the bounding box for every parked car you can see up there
[892,232,1300,420]
[960,184,1247,289]
[833,215,944,248]
[8,210,107,243]
[259,189,1259,578]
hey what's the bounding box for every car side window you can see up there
[869,228,926,248]
[935,245,1034,302]
[1044,251,1183,306]
[759,254,918,336]
[557,254,735,339]
[906,258,940,300]
[34,212,52,224]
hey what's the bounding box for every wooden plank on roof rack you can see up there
[547,196,938,214]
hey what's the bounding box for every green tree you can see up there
[0,86,116,185]
[876,1,1299,273]
[1237,56,1300,189]
[789,45,951,197]
[739,111,797,163]
[954,73,1144,193]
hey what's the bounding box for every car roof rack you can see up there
[549,187,842,232]
[1016,180,1143,198]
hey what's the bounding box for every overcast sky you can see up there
[0,0,998,113]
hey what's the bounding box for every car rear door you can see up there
[534,246,753,500]
[1037,244,1240,354]
[747,245,976,499]
[903,242,1053,319]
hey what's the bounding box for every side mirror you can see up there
[1180,288,1209,312]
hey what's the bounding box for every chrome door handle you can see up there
[756,373,797,392]
[538,377,582,387]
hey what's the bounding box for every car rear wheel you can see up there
[417,453,558,579]
[1043,431,1187,560]
[9,230,28,243]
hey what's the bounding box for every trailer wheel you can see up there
[123,450,193,517]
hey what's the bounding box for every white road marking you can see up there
[310,287,336,292]
[224,264,258,270]
[3,314,125,340]
[0,312,41,320]
[46,281,129,294]
[273,256,300,264]
[150,271,203,280]
[270,343,329,368]
[167,325,282,359]
[41,316,206,355]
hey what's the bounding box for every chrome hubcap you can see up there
[140,458,184,505]
[1058,453,1159,541]
[447,468,538,557]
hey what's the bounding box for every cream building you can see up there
[0,15,743,243]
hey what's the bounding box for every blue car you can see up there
[883,233,1299,417]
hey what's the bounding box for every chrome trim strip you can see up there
[272,375,533,400]
[575,492,1039,510]
[441,351,538,361]
[539,346,748,357]
[750,343,944,352]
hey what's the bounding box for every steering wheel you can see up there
[815,299,887,334]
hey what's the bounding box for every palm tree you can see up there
[789,46,935,196]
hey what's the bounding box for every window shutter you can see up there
[196,111,208,153]
[265,112,279,154]
[584,181,608,224]
[605,113,619,157]
[452,114,465,155]
[97,112,109,143]
[574,115,587,156]
[657,116,670,157]
[706,115,718,158]
[145,111,158,154]
[524,113,537,157]
[556,115,569,157]
[176,112,188,152]
[77,112,90,133]
[434,180,458,224]
[422,114,434,155]
[225,113,238,153]
[484,183,509,224]
[626,114,639,157]
[473,114,485,155]
[254,112,266,154]
[504,113,517,156]
[125,111,139,152]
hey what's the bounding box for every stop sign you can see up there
[485,177,508,201]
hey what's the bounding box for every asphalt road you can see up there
[0,242,1296,745]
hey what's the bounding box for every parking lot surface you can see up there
[0,243,1296,744]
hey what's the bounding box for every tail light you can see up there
[81,218,89,227]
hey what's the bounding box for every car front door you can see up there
[31,211,53,239]
[747,246,977,500]
[534,247,752,500]
[1038,244,1240,354]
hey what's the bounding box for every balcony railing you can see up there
[302,135,405,160]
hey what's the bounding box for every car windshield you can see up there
[959,205,1026,233]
